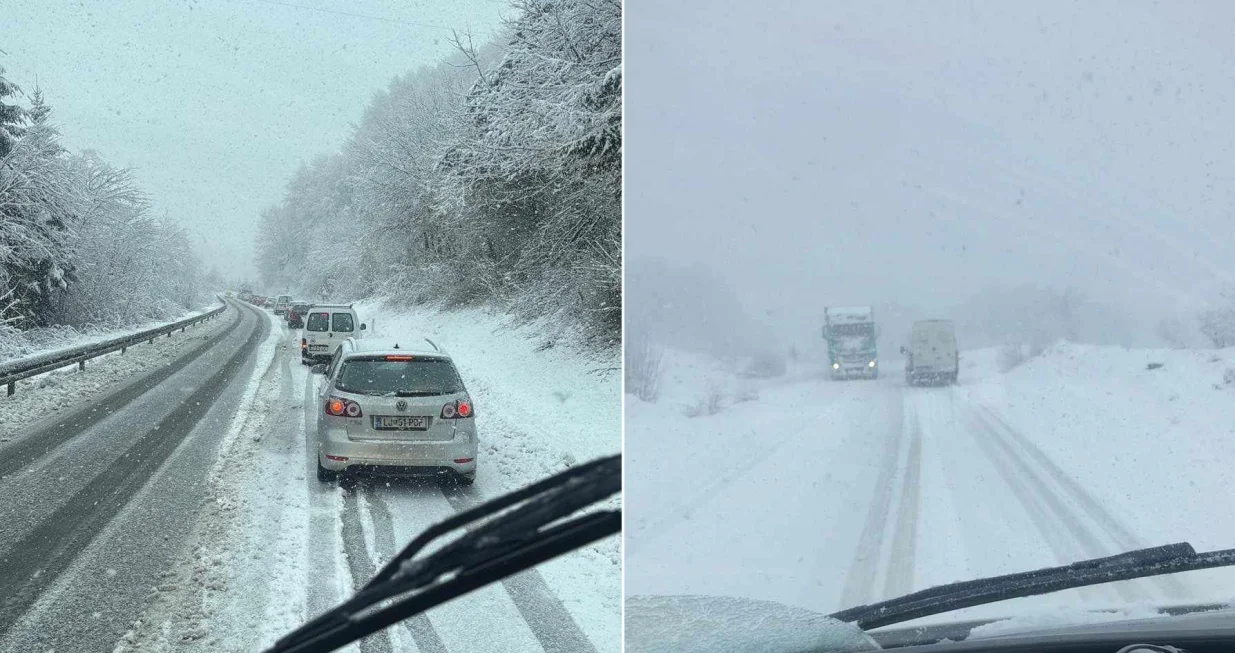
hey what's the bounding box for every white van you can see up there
[300,304,366,364]
[902,320,958,386]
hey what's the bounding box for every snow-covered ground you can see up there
[0,303,231,442]
[625,342,1235,633]
[120,302,620,652]
[0,301,223,363]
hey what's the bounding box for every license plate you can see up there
[373,415,429,431]
[309,344,329,351]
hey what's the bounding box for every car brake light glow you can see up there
[453,458,474,464]
[325,455,348,462]
[385,355,413,361]
[440,398,474,419]
[326,399,345,416]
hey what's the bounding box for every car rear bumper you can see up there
[318,429,478,474]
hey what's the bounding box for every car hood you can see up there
[625,595,879,653]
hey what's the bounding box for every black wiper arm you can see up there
[263,454,621,653]
[832,542,1235,631]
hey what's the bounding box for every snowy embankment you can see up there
[627,341,1235,634]
[119,302,620,653]
[0,302,230,441]
[0,301,221,362]
[963,342,1235,555]
[356,299,622,491]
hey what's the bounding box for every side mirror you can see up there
[360,323,367,331]
[311,364,328,374]
[899,346,907,355]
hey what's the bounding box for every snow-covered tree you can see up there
[254,0,623,347]
[0,66,25,158]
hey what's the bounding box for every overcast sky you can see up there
[627,0,1235,345]
[3,0,508,280]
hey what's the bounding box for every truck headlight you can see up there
[869,360,877,368]
[832,363,840,370]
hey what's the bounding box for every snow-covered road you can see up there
[0,299,268,652]
[626,347,1235,628]
[115,304,620,653]
[0,299,619,653]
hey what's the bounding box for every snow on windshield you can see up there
[625,0,1235,647]
[625,595,878,653]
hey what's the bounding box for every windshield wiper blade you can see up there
[832,542,1235,630]
[262,454,621,653]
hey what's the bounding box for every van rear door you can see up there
[305,311,333,357]
[912,323,957,372]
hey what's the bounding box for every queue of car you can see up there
[232,291,479,486]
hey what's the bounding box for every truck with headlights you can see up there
[823,306,880,380]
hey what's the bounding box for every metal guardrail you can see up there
[0,297,230,397]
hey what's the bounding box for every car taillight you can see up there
[301,337,307,351]
[441,398,474,419]
[325,397,362,418]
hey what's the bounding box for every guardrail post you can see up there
[7,382,14,396]
[121,346,126,354]
[78,360,85,372]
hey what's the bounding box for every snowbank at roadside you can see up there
[356,299,621,491]
[963,341,1235,554]
[0,300,222,363]
[0,303,233,441]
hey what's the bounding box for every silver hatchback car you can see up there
[313,337,478,484]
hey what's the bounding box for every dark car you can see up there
[287,302,311,328]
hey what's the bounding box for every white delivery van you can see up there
[300,304,366,364]
[902,320,958,386]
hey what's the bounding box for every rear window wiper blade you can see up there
[831,542,1235,631]
[262,454,621,653]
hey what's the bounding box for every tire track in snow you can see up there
[440,484,598,653]
[302,348,347,632]
[366,489,449,653]
[0,301,267,638]
[340,488,394,653]
[972,405,1188,600]
[839,391,906,607]
[883,399,922,600]
[965,406,1145,603]
[0,303,243,479]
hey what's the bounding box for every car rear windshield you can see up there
[332,313,355,332]
[306,312,330,332]
[335,357,464,396]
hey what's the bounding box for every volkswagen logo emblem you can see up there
[395,400,408,412]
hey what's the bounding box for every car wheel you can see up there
[317,460,339,482]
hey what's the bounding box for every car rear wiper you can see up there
[262,454,621,653]
[831,542,1235,630]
